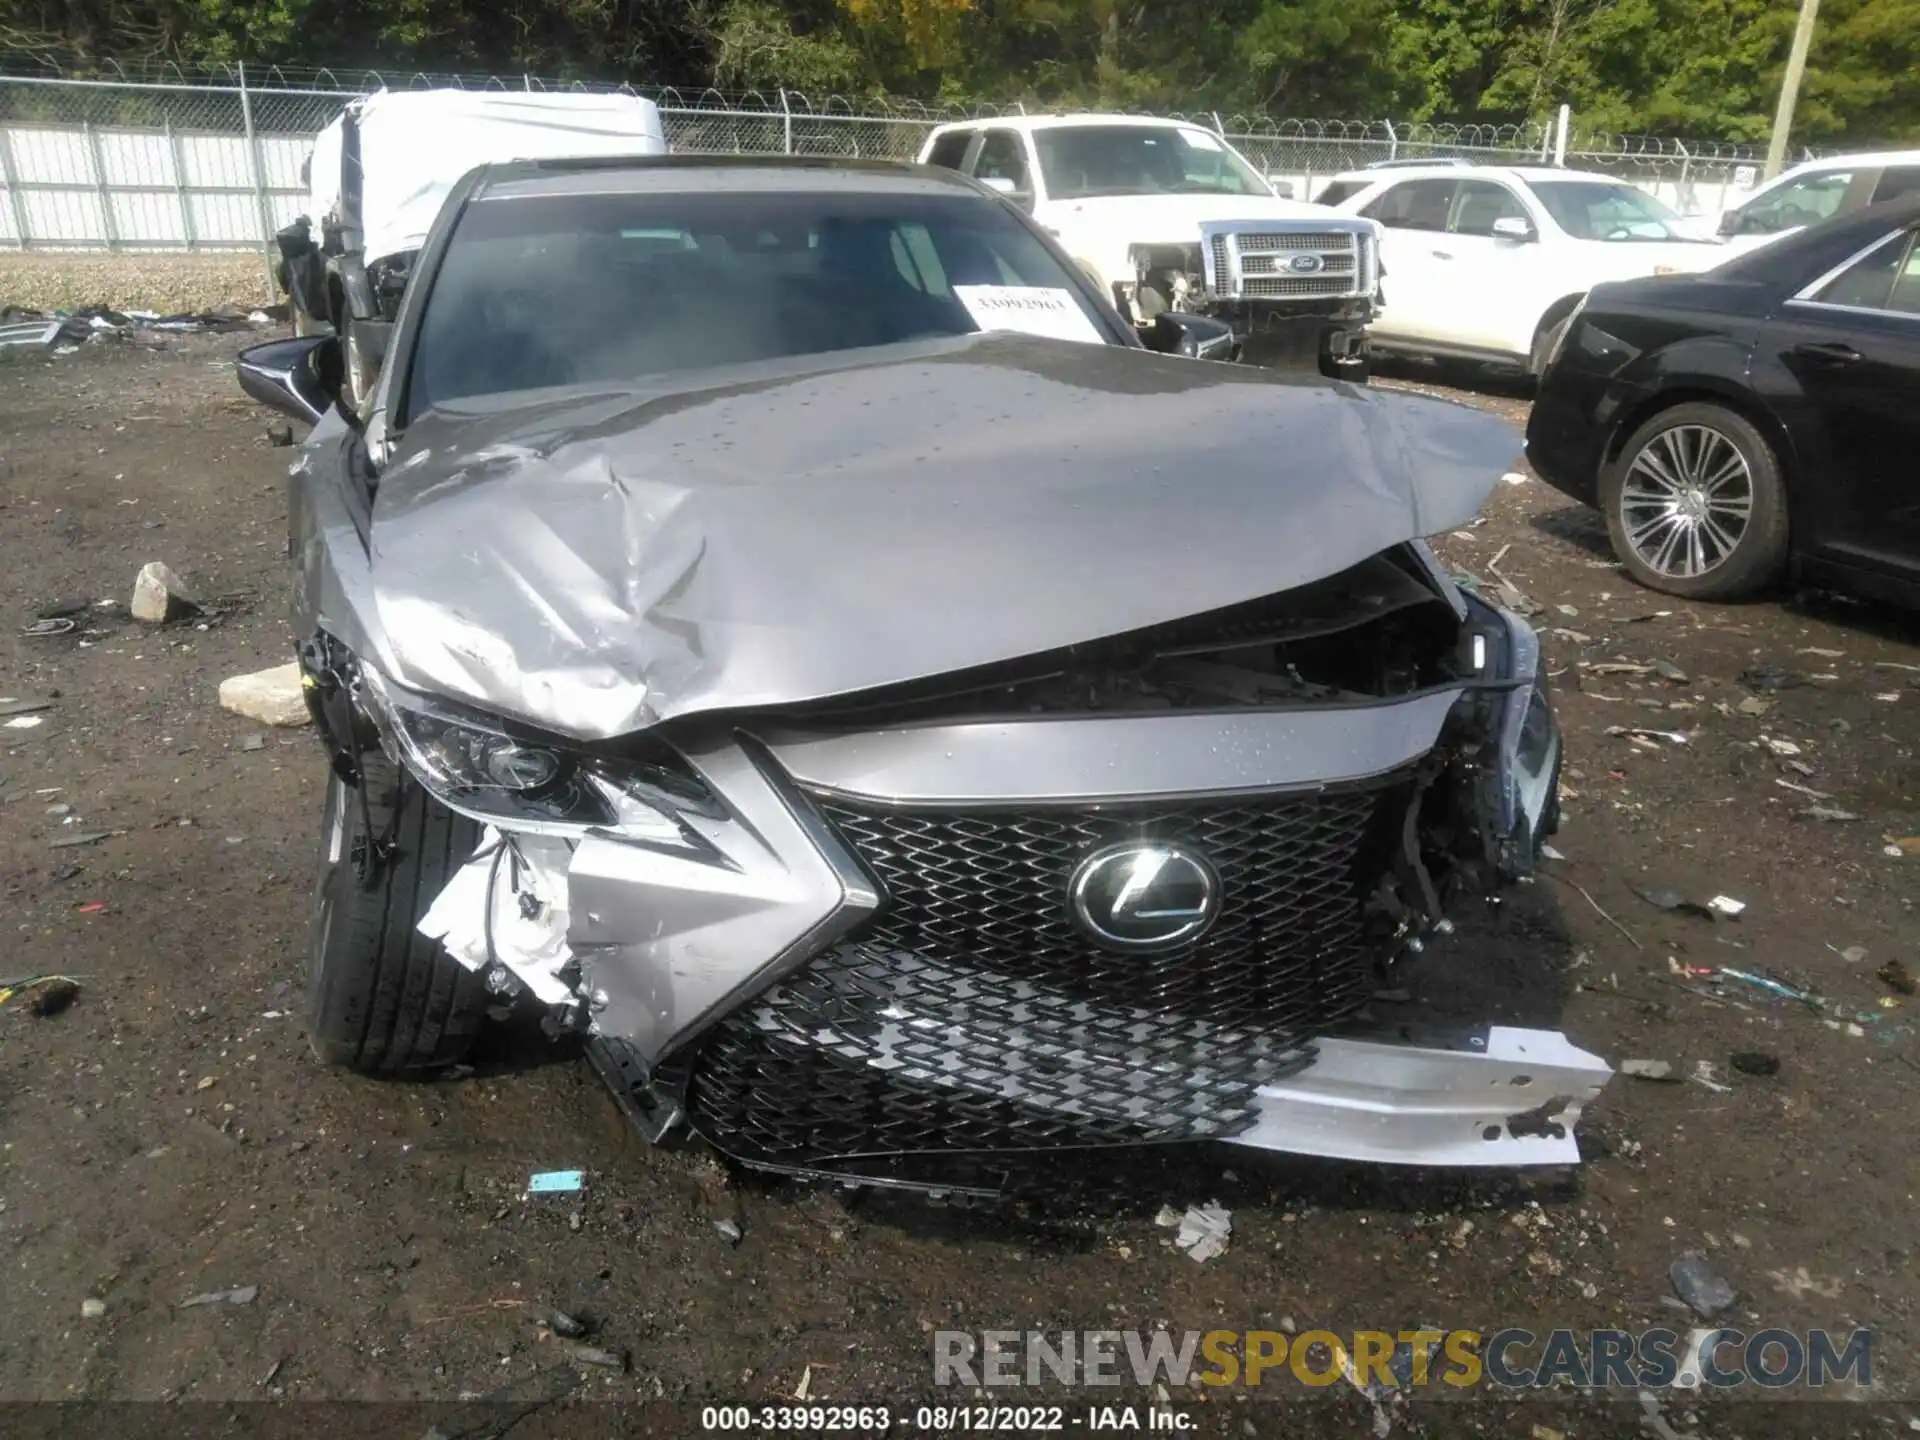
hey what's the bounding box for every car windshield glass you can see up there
[1528,180,1697,241]
[406,190,1105,412]
[1032,126,1271,200]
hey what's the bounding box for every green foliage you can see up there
[2,0,1914,142]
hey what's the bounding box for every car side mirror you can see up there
[1144,312,1239,362]
[1265,175,1295,199]
[1716,209,1741,237]
[236,334,346,428]
[1491,216,1536,242]
[980,175,1036,211]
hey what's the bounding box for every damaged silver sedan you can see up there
[239,155,1609,1195]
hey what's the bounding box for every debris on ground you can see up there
[526,1169,585,1196]
[0,698,52,719]
[1886,836,1920,857]
[1879,960,1917,996]
[1736,695,1773,716]
[1633,888,1718,921]
[81,1297,106,1318]
[713,1217,744,1245]
[1717,968,1816,1004]
[266,423,295,447]
[48,831,115,849]
[130,561,200,623]
[1620,1059,1678,1081]
[1756,735,1803,758]
[1692,1059,1731,1093]
[217,662,310,727]
[566,1344,628,1371]
[4,714,45,730]
[0,316,88,350]
[180,1284,258,1308]
[1707,895,1746,919]
[1607,726,1690,747]
[1730,1051,1781,1077]
[1651,660,1688,683]
[239,734,268,752]
[1639,1390,1685,1440]
[0,975,80,1016]
[1670,1252,1736,1318]
[1740,666,1808,692]
[1799,805,1861,822]
[548,1310,590,1340]
[1162,1202,1232,1262]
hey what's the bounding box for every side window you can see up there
[1450,180,1529,236]
[1737,172,1853,234]
[1871,166,1920,205]
[972,131,1031,197]
[924,131,972,171]
[1362,179,1457,232]
[1811,230,1914,311]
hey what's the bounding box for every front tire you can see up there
[308,752,491,1075]
[1600,401,1789,600]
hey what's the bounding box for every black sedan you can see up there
[1527,195,1920,605]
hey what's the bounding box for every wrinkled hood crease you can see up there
[368,332,1517,740]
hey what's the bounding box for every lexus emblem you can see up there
[1287,252,1326,275]
[1069,843,1220,951]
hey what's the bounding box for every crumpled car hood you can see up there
[369,332,1518,740]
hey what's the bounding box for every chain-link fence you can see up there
[0,62,1784,252]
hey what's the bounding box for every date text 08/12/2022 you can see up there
[700,1406,1191,1432]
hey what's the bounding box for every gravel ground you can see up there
[1,336,1917,1437]
[0,252,275,315]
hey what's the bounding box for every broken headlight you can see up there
[354,665,695,839]
[1460,592,1560,862]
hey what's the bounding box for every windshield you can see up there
[1032,125,1272,201]
[1527,180,1699,242]
[406,190,1108,413]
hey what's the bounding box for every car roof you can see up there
[1772,149,1920,177]
[1712,193,1920,285]
[929,113,1220,134]
[1325,164,1626,186]
[470,154,984,201]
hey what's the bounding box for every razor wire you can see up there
[0,63,1793,252]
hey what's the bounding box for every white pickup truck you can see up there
[277,88,667,404]
[917,114,1382,379]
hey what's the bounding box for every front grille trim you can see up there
[685,776,1412,1167]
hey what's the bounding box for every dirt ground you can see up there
[1,333,1917,1438]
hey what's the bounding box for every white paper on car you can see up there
[954,285,1105,345]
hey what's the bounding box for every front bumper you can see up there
[406,614,1604,1182]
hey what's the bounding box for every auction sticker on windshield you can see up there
[1179,129,1224,151]
[955,285,1104,345]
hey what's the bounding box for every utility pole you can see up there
[1763,0,1820,181]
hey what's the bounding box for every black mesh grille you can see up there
[817,792,1391,1028]
[686,785,1406,1170]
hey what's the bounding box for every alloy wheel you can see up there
[1618,424,1754,580]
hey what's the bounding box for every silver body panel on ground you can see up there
[1224,1027,1612,1166]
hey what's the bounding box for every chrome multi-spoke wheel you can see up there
[1619,424,1753,579]
[1602,403,1788,601]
